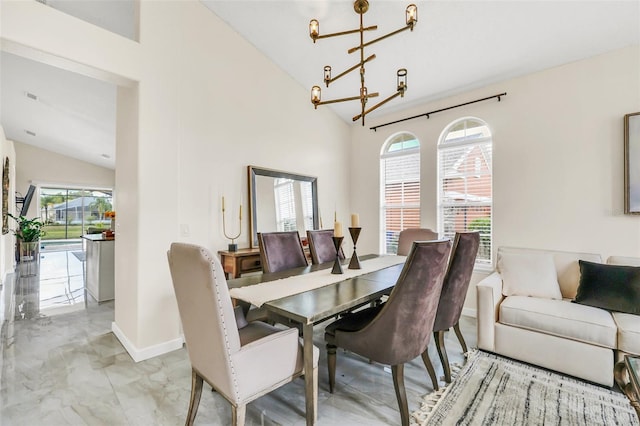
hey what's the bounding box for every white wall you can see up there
[352,45,640,315]
[1,0,351,359]
[13,142,115,218]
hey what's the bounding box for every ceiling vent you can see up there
[25,92,38,101]
[25,130,36,137]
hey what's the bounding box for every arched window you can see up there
[438,118,492,265]
[380,132,420,254]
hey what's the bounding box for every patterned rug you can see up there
[412,350,639,425]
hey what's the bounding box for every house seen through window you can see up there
[380,132,420,254]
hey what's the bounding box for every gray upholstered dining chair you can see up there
[324,239,452,426]
[167,242,318,426]
[258,231,308,273]
[431,231,480,382]
[396,228,439,255]
[306,229,344,265]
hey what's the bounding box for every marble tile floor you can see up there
[0,267,478,425]
[11,242,87,320]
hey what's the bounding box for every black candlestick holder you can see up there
[331,236,344,274]
[348,227,362,269]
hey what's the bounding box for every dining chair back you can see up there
[324,239,452,426]
[167,242,317,426]
[307,229,344,265]
[432,231,480,382]
[396,228,438,255]
[258,231,308,273]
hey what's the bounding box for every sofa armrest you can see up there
[476,271,504,352]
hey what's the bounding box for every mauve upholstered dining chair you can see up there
[306,229,345,265]
[167,242,318,426]
[324,239,452,426]
[258,231,308,273]
[431,231,480,383]
[396,228,439,256]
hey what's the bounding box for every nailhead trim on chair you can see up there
[202,247,241,402]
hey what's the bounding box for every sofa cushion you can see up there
[497,247,601,299]
[498,252,562,299]
[613,312,640,355]
[499,296,617,349]
[574,260,640,315]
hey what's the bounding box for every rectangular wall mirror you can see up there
[248,166,319,248]
[625,112,640,214]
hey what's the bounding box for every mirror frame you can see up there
[248,165,319,248]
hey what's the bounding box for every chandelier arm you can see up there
[316,92,379,107]
[315,25,377,41]
[352,91,402,122]
[327,54,376,87]
[348,24,412,54]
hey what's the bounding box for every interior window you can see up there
[380,132,420,254]
[438,117,492,265]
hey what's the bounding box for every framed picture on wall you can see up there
[2,157,9,234]
[625,112,640,214]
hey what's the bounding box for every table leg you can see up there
[303,323,317,425]
[615,361,640,420]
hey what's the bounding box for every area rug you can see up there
[412,350,639,425]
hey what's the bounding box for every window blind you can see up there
[381,144,420,254]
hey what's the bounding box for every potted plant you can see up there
[8,213,44,266]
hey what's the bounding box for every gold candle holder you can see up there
[222,196,241,252]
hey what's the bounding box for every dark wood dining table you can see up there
[227,254,405,425]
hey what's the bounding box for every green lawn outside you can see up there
[41,224,105,240]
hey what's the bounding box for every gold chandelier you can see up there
[309,0,417,126]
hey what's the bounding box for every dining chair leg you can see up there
[232,404,246,426]
[453,322,468,354]
[434,330,452,383]
[420,351,439,391]
[186,369,203,426]
[391,364,409,426]
[327,343,337,393]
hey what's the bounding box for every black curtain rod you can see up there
[370,92,507,131]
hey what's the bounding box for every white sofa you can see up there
[477,246,640,387]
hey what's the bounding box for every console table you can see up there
[218,248,262,279]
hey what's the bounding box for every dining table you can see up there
[227,254,406,425]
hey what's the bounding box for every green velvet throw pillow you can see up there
[574,260,640,314]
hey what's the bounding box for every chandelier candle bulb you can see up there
[334,221,343,238]
[239,205,242,220]
[351,214,359,227]
[309,19,319,41]
[222,196,225,211]
[406,4,417,27]
[311,86,321,106]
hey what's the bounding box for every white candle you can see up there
[334,221,343,238]
[351,213,359,227]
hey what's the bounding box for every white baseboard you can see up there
[462,307,477,318]
[112,321,184,363]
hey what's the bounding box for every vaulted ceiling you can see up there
[1,0,638,169]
